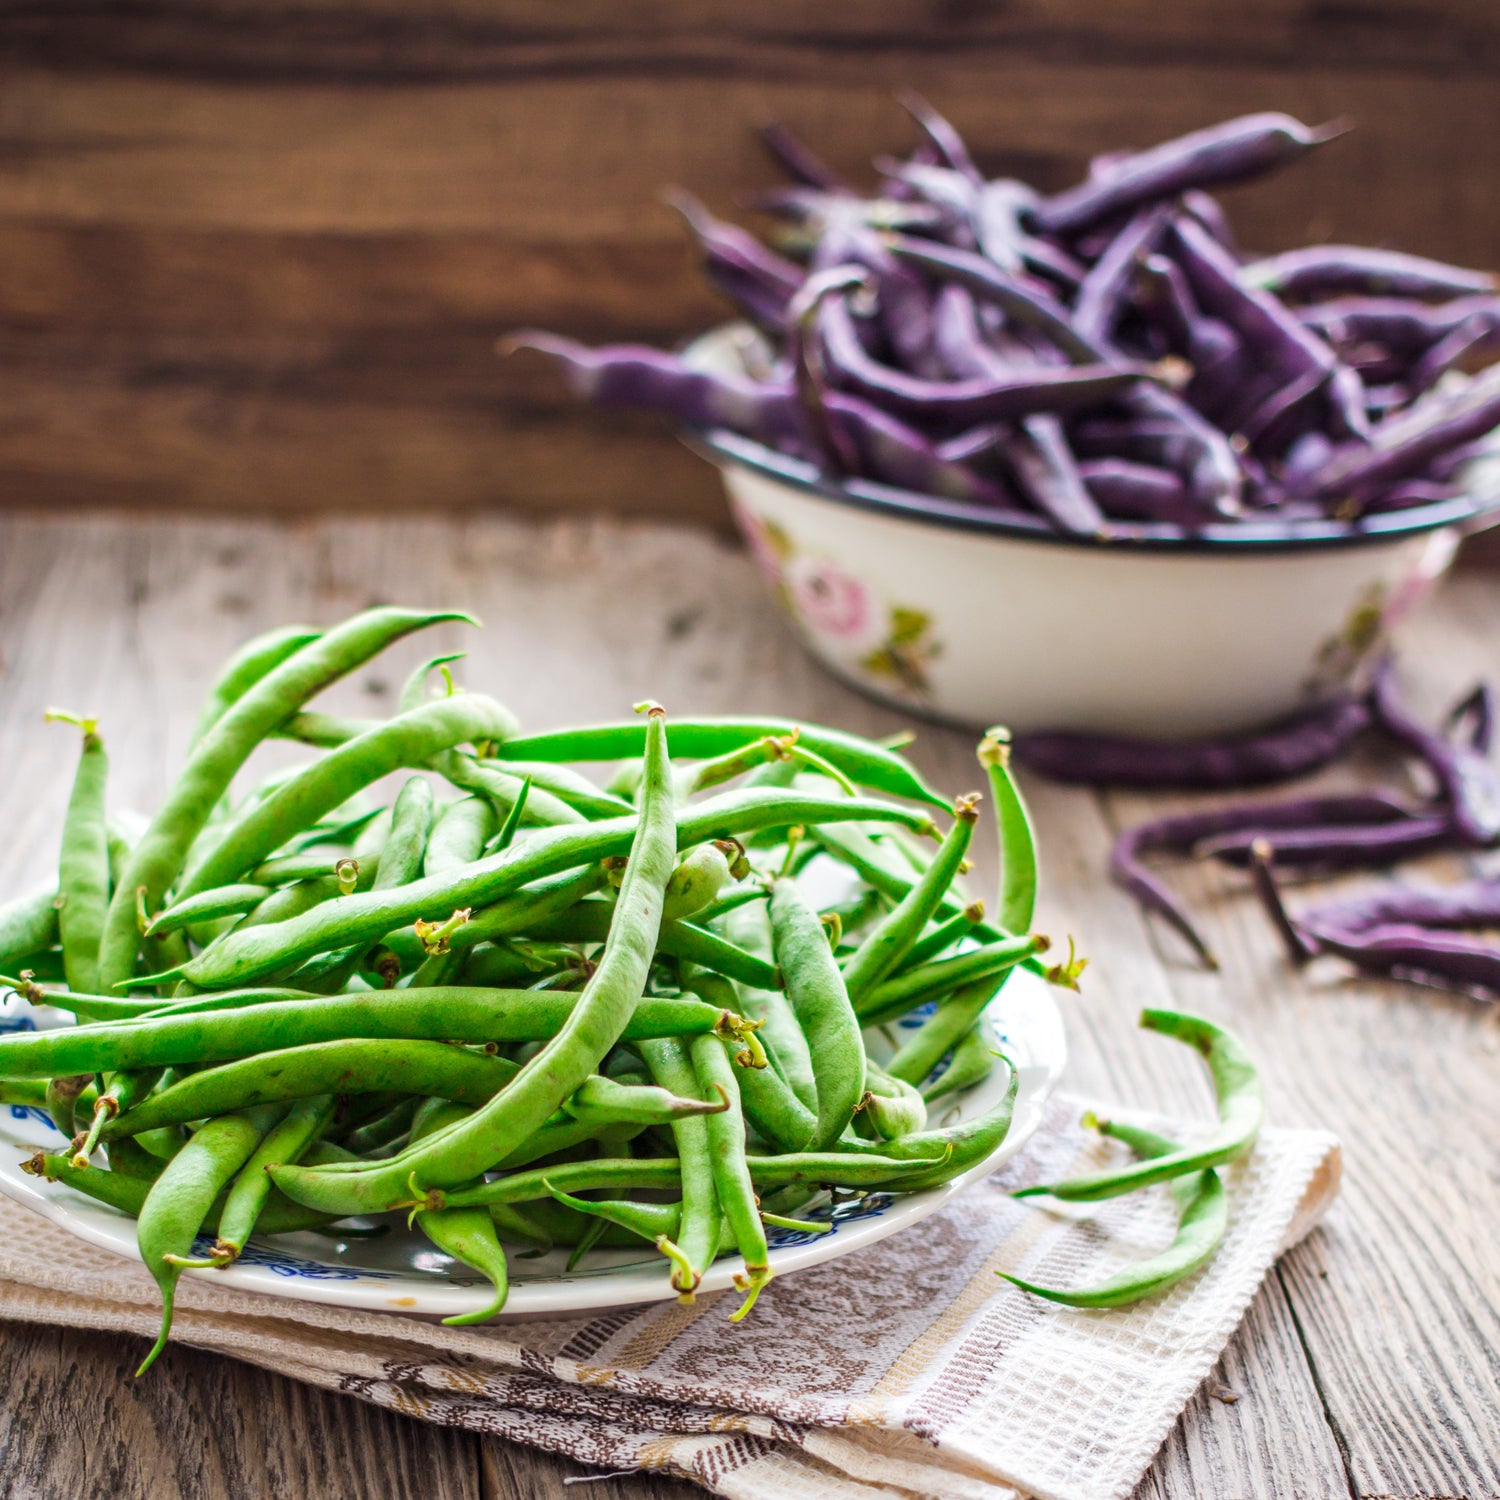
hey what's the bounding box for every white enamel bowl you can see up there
[0,966,1065,1322]
[686,326,1500,738]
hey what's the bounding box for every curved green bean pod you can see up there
[639,1035,723,1296]
[718,900,816,1111]
[921,1013,1000,1103]
[148,883,272,939]
[180,694,515,901]
[167,787,927,990]
[192,1094,339,1267]
[839,795,980,1006]
[769,877,864,1150]
[661,842,737,923]
[407,1101,510,1325]
[23,1146,340,1234]
[135,1104,283,1374]
[690,1033,771,1319]
[45,1072,92,1140]
[885,975,1005,1087]
[492,718,948,809]
[978,729,1038,935]
[423,794,497,880]
[104,1039,522,1136]
[1002,1117,1228,1307]
[1015,1010,1262,1202]
[47,713,110,996]
[857,933,1045,1024]
[0,990,741,1078]
[187,624,323,749]
[99,608,473,991]
[271,702,680,1215]
[562,1071,726,1128]
[860,1062,927,1139]
[0,885,61,973]
[899,903,988,972]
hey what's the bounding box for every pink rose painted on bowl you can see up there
[785,554,875,644]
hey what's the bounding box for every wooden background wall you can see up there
[0,3,1497,525]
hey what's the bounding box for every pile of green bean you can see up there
[0,607,1259,1371]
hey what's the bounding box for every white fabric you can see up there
[0,1094,1340,1500]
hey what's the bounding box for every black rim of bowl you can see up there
[681,426,1500,557]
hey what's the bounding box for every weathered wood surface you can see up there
[0,511,1495,1500]
[0,3,1498,521]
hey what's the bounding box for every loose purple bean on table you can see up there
[516,102,1500,538]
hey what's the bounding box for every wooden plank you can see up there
[0,1323,480,1500]
[0,3,1497,519]
[1100,568,1500,1500]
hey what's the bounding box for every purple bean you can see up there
[1241,246,1496,302]
[1032,113,1341,236]
[1109,792,1409,968]
[1072,206,1172,345]
[1446,683,1495,756]
[1358,479,1462,515]
[1295,920,1500,1002]
[1172,218,1340,405]
[1077,459,1206,526]
[1298,296,1500,359]
[1370,656,1500,846]
[666,191,803,333]
[1070,401,1244,515]
[1239,366,1336,450]
[758,123,853,192]
[1410,314,1500,396]
[936,424,1007,464]
[1179,190,1238,253]
[886,236,1103,362]
[815,220,941,377]
[1246,841,1320,964]
[1003,416,1106,536]
[823,391,1017,508]
[786,266,870,475]
[747,187,944,236]
[509,333,801,447]
[1300,876,1500,936]
[1196,812,1459,871]
[1313,366,1500,505]
[897,93,982,184]
[1014,697,1372,788]
[818,293,1148,429]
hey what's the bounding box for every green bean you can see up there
[104,1039,521,1137]
[562,1071,726,1128]
[13,983,319,1025]
[0,885,61,972]
[1002,1116,1228,1307]
[188,1094,338,1267]
[661,842,738,923]
[104,1133,167,1180]
[171,786,925,992]
[921,1013,999,1103]
[407,1100,510,1325]
[98,608,473,992]
[0,1076,90,1113]
[768,877,864,1150]
[690,1033,770,1319]
[148,883,272,939]
[857,934,1045,1024]
[423,794,497,879]
[899,903,987,972]
[545,1182,686,1247]
[840,796,980,1006]
[718,899,816,1111]
[0,989,742,1078]
[860,1062,927,1139]
[487,776,531,854]
[44,1072,93,1140]
[271,702,681,1215]
[1015,1011,1263,1202]
[44,712,111,995]
[732,1044,818,1152]
[639,1036,722,1296]
[398,651,468,714]
[839,1060,1018,1191]
[978,729,1039,935]
[340,1096,420,1155]
[690,885,767,927]
[528,902,781,991]
[188,624,323,749]
[433,750,584,828]
[493,718,948,808]
[135,1104,284,1374]
[886,975,1004,1088]
[180,695,515,902]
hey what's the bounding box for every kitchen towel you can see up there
[0,1094,1340,1500]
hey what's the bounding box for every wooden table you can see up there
[0,512,1494,1500]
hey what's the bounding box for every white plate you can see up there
[0,972,1065,1321]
